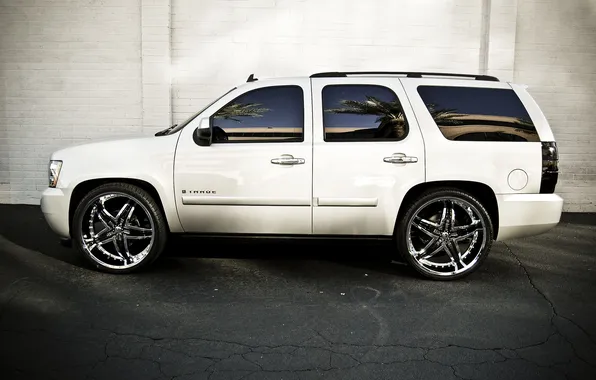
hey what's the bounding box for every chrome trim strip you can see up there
[182,196,310,206]
[317,198,378,207]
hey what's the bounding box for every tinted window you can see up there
[322,85,409,142]
[417,86,539,142]
[211,86,304,143]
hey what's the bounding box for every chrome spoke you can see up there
[417,238,443,260]
[112,237,130,263]
[454,229,481,243]
[124,234,151,240]
[125,224,152,233]
[87,235,115,252]
[452,220,480,232]
[95,226,111,239]
[438,202,448,230]
[445,240,464,269]
[98,201,117,225]
[417,217,439,229]
[115,201,132,222]
[97,212,112,229]
[449,201,456,231]
[126,205,136,223]
[123,236,132,259]
[98,235,115,246]
[412,220,437,238]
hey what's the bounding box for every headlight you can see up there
[49,160,63,188]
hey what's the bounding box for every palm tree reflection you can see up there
[213,102,270,122]
[325,96,409,139]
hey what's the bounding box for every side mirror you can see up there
[193,118,212,146]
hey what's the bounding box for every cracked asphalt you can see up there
[0,205,595,380]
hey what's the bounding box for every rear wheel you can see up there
[72,183,168,273]
[396,188,493,280]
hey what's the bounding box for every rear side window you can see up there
[417,86,539,142]
[322,85,409,142]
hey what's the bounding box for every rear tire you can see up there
[72,182,168,274]
[396,188,494,281]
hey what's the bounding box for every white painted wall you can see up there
[170,0,483,122]
[0,0,143,204]
[514,0,596,212]
[1,0,595,212]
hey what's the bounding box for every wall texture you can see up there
[170,0,483,123]
[0,0,595,212]
[514,0,596,212]
[0,0,143,203]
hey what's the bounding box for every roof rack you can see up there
[309,71,500,82]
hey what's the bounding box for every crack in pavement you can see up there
[504,242,596,372]
[4,323,569,379]
[504,243,595,343]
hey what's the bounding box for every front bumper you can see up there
[496,193,564,241]
[40,187,70,239]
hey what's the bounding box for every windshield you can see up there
[160,87,236,135]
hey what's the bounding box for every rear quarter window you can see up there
[417,86,540,142]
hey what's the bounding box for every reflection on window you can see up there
[322,85,409,142]
[417,86,539,142]
[211,86,304,143]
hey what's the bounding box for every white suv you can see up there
[40,71,563,280]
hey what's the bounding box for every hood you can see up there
[50,134,179,162]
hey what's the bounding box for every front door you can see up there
[174,79,313,234]
[311,77,426,235]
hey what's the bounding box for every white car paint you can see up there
[173,78,313,234]
[41,74,563,244]
[41,134,184,237]
[401,78,544,195]
[310,77,426,235]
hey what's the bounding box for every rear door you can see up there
[311,77,426,235]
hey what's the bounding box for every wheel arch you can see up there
[394,180,499,238]
[69,178,171,237]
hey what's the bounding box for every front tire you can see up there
[72,182,168,274]
[396,188,494,281]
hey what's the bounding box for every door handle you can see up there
[271,154,305,165]
[383,153,418,164]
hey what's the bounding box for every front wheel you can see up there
[396,188,494,280]
[72,183,168,274]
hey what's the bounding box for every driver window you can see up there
[211,85,304,143]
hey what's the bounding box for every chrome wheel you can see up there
[406,197,488,277]
[79,192,155,270]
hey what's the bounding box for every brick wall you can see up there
[514,0,596,212]
[1,0,595,212]
[0,0,143,204]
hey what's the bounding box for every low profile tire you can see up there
[396,188,494,281]
[72,182,168,274]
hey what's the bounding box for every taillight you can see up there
[540,142,559,194]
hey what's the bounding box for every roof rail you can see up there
[309,71,500,82]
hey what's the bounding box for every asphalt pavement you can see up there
[0,204,595,380]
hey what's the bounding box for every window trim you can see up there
[416,85,539,143]
[209,85,305,144]
[321,84,409,143]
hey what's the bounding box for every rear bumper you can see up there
[40,187,70,239]
[496,193,564,241]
